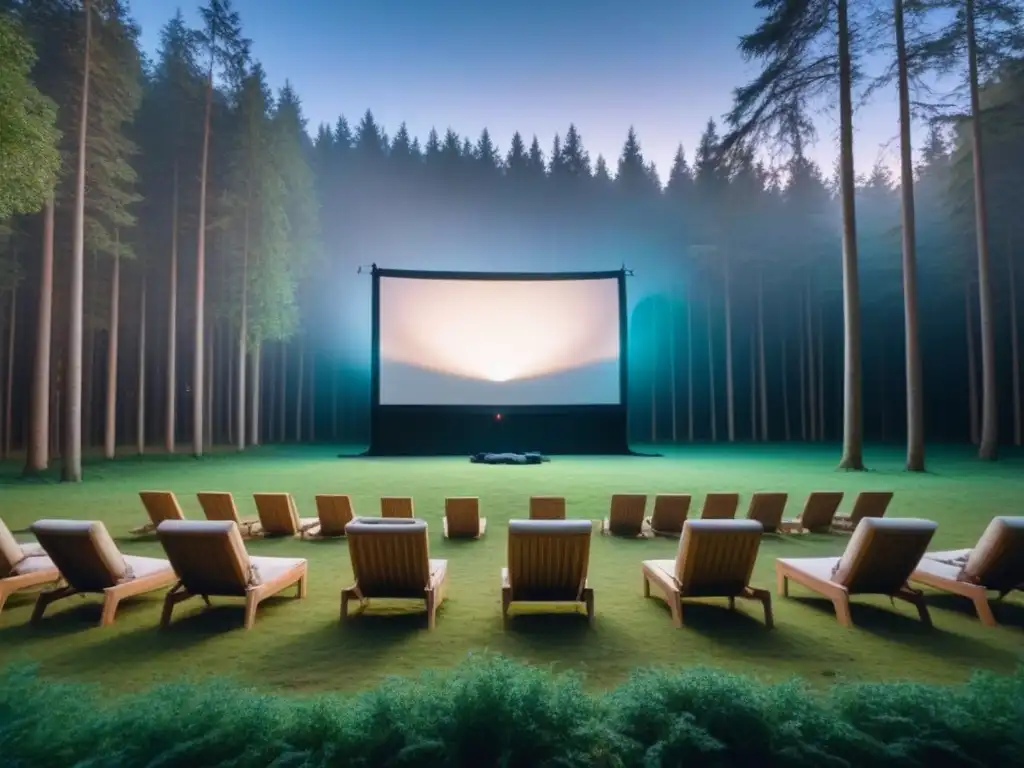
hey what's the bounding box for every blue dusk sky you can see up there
[130,0,946,182]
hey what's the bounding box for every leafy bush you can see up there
[1,657,1022,767]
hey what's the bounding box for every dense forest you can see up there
[0,0,1022,481]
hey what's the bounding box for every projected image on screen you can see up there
[379,276,621,406]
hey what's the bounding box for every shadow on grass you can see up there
[786,595,1023,666]
[640,597,786,651]
[925,592,1024,629]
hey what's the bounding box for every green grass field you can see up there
[1,443,1021,696]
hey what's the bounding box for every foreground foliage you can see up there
[0,656,1022,767]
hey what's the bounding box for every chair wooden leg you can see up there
[426,591,437,630]
[728,596,736,611]
[99,592,120,627]
[584,590,595,626]
[340,591,350,622]
[896,588,931,626]
[297,573,307,599]
[243,592,258,630]
[642,575,651,598]
[971,593,998,627]
[670,596,683,628]
[776,567,789,597]
[0,586,10,615]
[832,594,853,627]
[501,587,511,629]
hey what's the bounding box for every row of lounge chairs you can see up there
[2,513,1021,631]
[132,489,893,542]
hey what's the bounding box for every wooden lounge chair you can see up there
[197,491,261,536]
[310,494,355,537]
[157,520,307,630]
[745,492,788,533]
[502,519,594,627]
[601,494,649,537]
[30,520,177,627]
[833,491,893,533]
[910,516,1024,626]
[342,517,447,629]
[700,492,740,520]
[253,493,318,537]
[529,495,566,520]
[779,491,844,534]
[444,497,486,539]
[776,517,936,627]
[646,494,692,538]
[381,496,414,519]
[642,519,773,628]
[0,518,60,615]
[132,491,186,535]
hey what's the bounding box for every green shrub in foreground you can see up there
[1,657,1022,767]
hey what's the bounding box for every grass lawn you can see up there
[0,442,1021,696]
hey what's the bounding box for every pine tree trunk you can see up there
[650,302,657,442]
[758,273,768,441]
[781,311,791,441]
[3,288,16,460]
[136,279,146,454]
[26,195,55,473]
[332,360,339,441]
[83,256,96,448]
[817,302,825,441]
[63,0,90,482]
[51,354,61,457]
[749,328,756,440]
[895,0,925,469]
[1009,238,1021,447]
[724,256,735,442]
[278,343,287,442]
[205,323,214,450]
[166,162,179,454]
[687,284,693,442]
[966,0,997,460]
[966,281,980,444]
[295,341,305,442]
[193,63,214,458]
[799,300,807,441]
[249,341,260,446]
[268,344,277,442]
[837,0,865,469]
[669,296,677,442]
[104,244,120,459]
[237,206,249,451]
[806,282,817,442]
[706,298,717,442]
[309,350,316,442]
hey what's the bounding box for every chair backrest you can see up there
[381,497,414,519]
[701,493,739,520]
[506,519,592,601]
[848,491,894,524]
[831,518,937,594]
[608,494,647,536]
[746,492,788,532]
[674,520,763,597]
[139,491,185,527]
[157,520,252,597]
[197,492,242,525]
[253,493,299,535]
[0,518,25,578]
[346,518,431,597]
[529,496,566,520]
[445,497,481,537]
[31,520,127,592]
[800,491,844,532]
[315,494,354,536]
[650,494,691,534]
[961,516,1024,593]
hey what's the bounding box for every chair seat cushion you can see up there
[249,556,305,585]
[11,551,56,577]
[778,556,841,582]
[914,556,963,583]
[122,555,174,581]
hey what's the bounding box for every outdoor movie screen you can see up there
[378,275,622,407]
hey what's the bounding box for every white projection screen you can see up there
[377,275,622,406]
